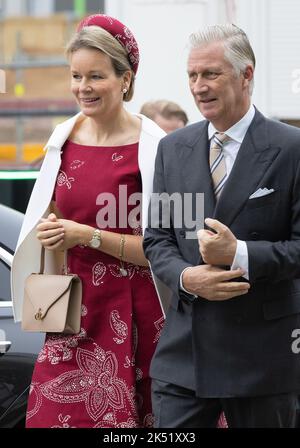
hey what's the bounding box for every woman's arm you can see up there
[79,225,148,267]
[37,202,149,267]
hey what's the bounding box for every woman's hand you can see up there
[36,213,86,251]
[56,218,86,250]
[36,213,64,250]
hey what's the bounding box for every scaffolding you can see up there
[0,57,77,164]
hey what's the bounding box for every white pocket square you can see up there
[249,188,275,199]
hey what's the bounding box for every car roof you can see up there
[0,205,24,252]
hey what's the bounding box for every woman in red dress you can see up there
[25,14,165,428]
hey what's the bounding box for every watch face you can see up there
[91,238,101,248]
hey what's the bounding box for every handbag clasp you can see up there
[34,308,43,320]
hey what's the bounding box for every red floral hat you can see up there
[77,14,139,74]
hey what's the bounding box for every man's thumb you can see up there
[197,229,215,241]
[205,218,226,234]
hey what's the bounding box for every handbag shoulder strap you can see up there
[39,247,68,275]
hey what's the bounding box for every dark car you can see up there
[0,204,43,428]
[0,166,39,213]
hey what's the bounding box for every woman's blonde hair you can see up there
[66,26,135,101]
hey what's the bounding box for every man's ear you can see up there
[243,65,254,87]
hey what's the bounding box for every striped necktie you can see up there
[210,132,230,200]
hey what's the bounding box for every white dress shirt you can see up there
[180,105,255,295]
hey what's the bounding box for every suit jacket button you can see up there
[250,232,260,240]
[179,230,185,238]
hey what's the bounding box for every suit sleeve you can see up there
[143,140,195,298]
[247,158,300,283]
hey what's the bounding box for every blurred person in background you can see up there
[140,99,188,134]
[11,14,166,428]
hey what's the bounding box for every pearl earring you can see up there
[122,88,128,94]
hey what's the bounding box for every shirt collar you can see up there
[208,104,255,143]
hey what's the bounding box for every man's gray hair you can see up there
[189,24,255,95]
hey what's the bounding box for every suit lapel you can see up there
[213,109,281,227]
[178,121,216,219]
[174,121,215,264]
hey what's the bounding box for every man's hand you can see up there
[182,265,250,301]
[197,218,237,266]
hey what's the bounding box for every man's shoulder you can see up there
[266,117,300,137]
[160,120,207,146]
[251,109,300,154]
[255,109,300,142]
[266,119,300,157]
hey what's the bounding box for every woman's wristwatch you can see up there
[88,228,102,248]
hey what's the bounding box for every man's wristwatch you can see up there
[88,229,102,249]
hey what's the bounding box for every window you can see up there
[55,0,105,13]
[0,177,36,214]
[0,204,24,302]
[0,257,11,301]
[25,0,35,15]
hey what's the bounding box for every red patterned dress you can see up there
[26,141,164,428]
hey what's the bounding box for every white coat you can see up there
[11,112,171,322]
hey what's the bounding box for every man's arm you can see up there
[143,141,195,296]
[247,239,300,282]
[198,219,300,283]
[198,161,300,283]
[143,141,250,301]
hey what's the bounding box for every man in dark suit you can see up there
[143,24,300,428]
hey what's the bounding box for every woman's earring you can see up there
[122,88,128,94]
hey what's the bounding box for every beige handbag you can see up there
[22,247,82,334]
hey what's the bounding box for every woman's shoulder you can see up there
[45,112,82,150]
[55,112,83,132]
[68,115,87,143]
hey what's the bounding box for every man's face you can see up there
[187,42,252,131]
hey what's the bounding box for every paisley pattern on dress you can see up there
[40,346,135,422]
[70,160,85,170]
[110,310,128,344]
[37,330,87,365]
[153,316,165,344]
[112,152,124,162]
[26,383,43,420]
[217,412,228,428]
[92,262,106,286]
[56,170,75,190]
[26,140,164,428]
[143,413,155,428]
[51,414,76,428]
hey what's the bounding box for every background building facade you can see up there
[0,0,299,164]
